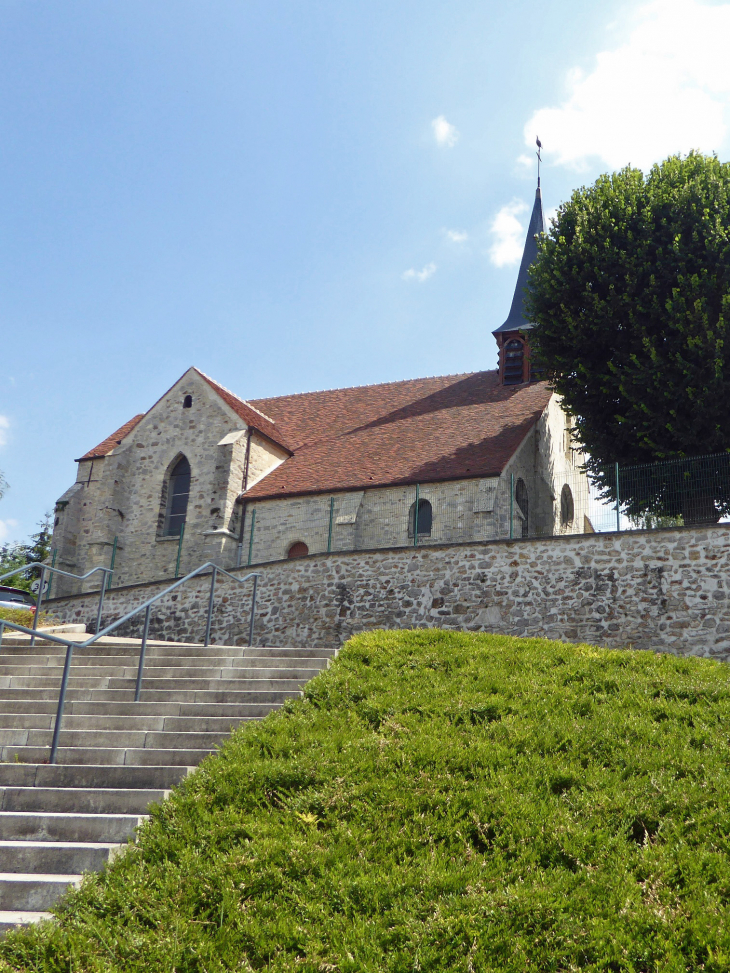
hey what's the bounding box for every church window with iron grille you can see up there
[164,457,191,537]
[408,498,433,537]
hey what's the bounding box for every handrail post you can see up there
[134,605,151,702]
[30,565,46,648]
[0,621,4,651]
[204,566,217,647]
[175,523,185,578]
[107,537,117,591]
[247,509,256,566]
[248,574,258,647]
[95,571,108,635]
[50,641,74,764]
[47,549,57,599]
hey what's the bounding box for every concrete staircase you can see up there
[0,631,334,934]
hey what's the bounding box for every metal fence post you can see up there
[50,641,74,764]
[414,484,420,548]
[175,523,185,578]
[95,572,108,635]
[204,566,217,647]
[0,621,4,651]
[510,474,515,540]
[107,537,117,591]
[248,574,258,647]
[615,462,621,532]
[327,497,335,553]
[247,509,256,566]
[134,605,152,702]
[46,549,57,599]
[30,565,46,648]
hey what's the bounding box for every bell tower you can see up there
[493,177,545,385]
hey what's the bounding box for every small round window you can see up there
[560,484,574,527]
[287,541,309,559]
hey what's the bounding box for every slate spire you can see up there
[492,186,545,335]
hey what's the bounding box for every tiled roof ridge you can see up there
[193,368,277,424]
[250,369,485,404]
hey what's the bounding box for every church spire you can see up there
[493,184,545,336]
[493,155,545,386]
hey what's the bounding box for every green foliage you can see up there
[0,513,53,592]
[0,607,45,628]
[526,151,730,519]
[3,629,730,971]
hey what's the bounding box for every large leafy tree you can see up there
[526,152,730,522]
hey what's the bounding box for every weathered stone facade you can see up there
[44,524,730,662]
[52,370,288,598]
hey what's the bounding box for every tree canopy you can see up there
[526,152,730,521]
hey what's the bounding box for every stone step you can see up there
[0,699,283,718]
[0,841,120,874]
[0,676,310,692]
[0,713,258,733]
[2,746,212,767]
[0,688,299,704]
[0,911,51,934]
[0,665,324,681]
[0,764,190,789]
[0,787,166,814]
[0,812,143,842]
[0,728,229,750]
[0,656,328,673]
[0,874,81,911]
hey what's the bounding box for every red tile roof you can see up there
[76,415,146,461]
[194,370,291,451]
[244,370,552,499]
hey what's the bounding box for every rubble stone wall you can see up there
[43,524,730,661]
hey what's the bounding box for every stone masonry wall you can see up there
[43,524,730,662]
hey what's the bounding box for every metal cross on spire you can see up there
[536,136,542,189]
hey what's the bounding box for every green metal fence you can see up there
[239,451,730,566]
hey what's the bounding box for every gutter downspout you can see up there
[235,429,254,568]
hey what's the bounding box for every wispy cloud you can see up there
[402,263,437,283]
[431,115,459,148]
[0,416,9,448]
[524,0,730,172]
[488,200,528,268]
[0,519,18,543]
[444,229,468,243]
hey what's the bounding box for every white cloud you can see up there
[0,416,9,448]
[402,262,437,282]
[445,229,468,243]
[431,115,459,148]
[524,0,730,172]
[488,199,528,268]
[0,519,18,543]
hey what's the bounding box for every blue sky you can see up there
[3,0,730,543]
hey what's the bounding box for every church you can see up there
[50,185,589,598]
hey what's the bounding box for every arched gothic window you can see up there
[504,339,525,385]
[183,394,193,409]
[515,478,529,537]
[163,456,191,537]
[408,498,433,537]
[560,484,574,529]
[287,541,309,559]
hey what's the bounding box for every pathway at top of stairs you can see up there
[0,628,335,935]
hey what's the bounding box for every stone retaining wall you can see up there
[42,525,730,660]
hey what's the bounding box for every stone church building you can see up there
[51,186,589,597]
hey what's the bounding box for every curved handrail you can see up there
[0,563,113,645]
[0,562,260,763]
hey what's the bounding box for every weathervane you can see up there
[536,136,542,189]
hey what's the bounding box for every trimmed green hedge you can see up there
[2,630,730,971]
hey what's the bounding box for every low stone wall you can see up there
[43,525,730,660]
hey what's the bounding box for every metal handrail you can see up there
[0,562,260,763]
[0,563,113,645]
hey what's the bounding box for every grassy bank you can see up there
[2,630,730,972]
